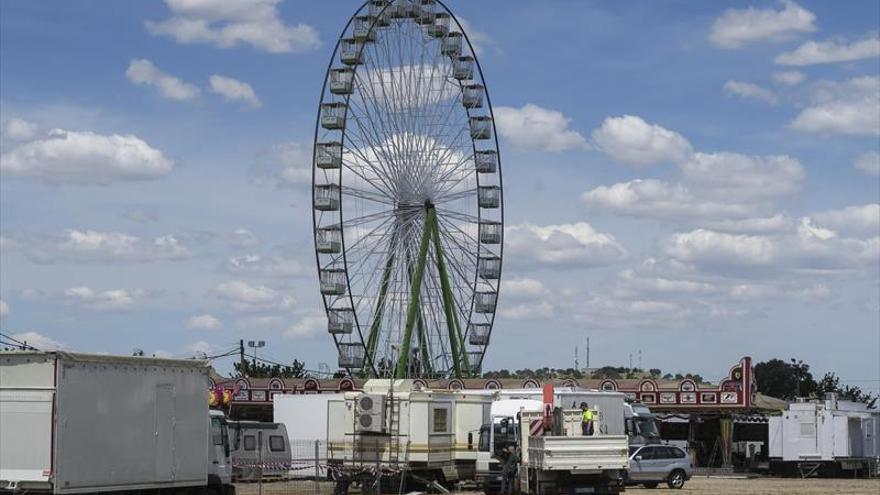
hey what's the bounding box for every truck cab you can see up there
[624,402,660,445]
[208,410,234,495]
[475,399,542,494]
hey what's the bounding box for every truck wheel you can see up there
[643,482,658,488]
[666,470,686,489]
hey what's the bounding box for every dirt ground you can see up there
[235,476,880,495]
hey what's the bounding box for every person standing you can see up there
[580,402,594,436]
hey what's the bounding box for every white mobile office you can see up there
[326,380,492,482]
[769,394,879,476]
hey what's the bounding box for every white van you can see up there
[228,421,291,481]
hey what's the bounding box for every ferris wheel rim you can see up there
[311,0,504,378]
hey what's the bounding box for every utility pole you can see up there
[638,349,642,370]
[574,346,579,371]
[586,337,590,370]
[239,339,246,373]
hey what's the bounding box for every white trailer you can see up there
[768,395,879,477]
[0,351,234,495]
[273,393,344,478]
[327,380,491,485]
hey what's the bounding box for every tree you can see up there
[649,368,662,378]
[233,359,306,379]
[592,366,622,379]
[816,372,877,408]
[754,358,817,400]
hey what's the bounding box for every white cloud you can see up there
[223,254,310,278]
[773,70,806,86]
[581,179,754,220]
[209,74,261,108]
[582,152,804,221]
[591,115,692,166]
[494,104,587,152]
[186,314,222,330]
[456,17,500,56]
[664,222,879,273]
[854,151,880,176]
[213,280,295,312]
[505,222,627,268]
[251,141,311,187]
[146,0,320,54]
[185,340,220,356]
[0,299,8,316]
[775,33,880,66]
[284,313,325,339]
[617,269,716,296]
[1,128,174,184]
[496,277,555,320]
[680,152,805,199]
[19,229,191,264]
[503,277,550,298]
[9,332,65,351]
[3,118,39,141]
[705,214,793,234]
[723,80,779,105]
[812,204,880,236]
[64,286,137,311]
[228,228,260,248]
[790,76,880,136]
[126,59,199,101]
[664,229,778,267]
[709,0,816,49]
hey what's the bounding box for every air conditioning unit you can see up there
[356,394,386,433]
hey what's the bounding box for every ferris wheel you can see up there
[312,0,503,379]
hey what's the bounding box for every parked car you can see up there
[626,444,692,489]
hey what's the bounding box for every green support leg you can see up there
[365,230,396,374]
[431,215,469,378]
[394,208,435,379]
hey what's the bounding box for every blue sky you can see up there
[1,0,878,393]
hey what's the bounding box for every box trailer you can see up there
[0,351,234,495]
[768,395,879,477]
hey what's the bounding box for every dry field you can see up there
[236,476,880,495]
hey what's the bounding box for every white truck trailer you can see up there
[768,395,879,477]
[0,351,234,495]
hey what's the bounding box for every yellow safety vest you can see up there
[582,409,594,422]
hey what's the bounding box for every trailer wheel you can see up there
[666,469,686,489]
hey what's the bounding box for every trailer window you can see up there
[432,407,449,433]
[244,435,257,451]
[799,422,816,437]
[269,435,286,452]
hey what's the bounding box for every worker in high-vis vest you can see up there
[580,402,595,436]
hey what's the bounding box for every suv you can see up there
[626,444,692,489]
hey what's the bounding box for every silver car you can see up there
[626,444,693,489]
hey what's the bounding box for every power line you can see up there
[0,331,40,351]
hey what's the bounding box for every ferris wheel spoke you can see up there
[340,185,397,205]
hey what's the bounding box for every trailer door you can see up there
[154,384,176,481]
